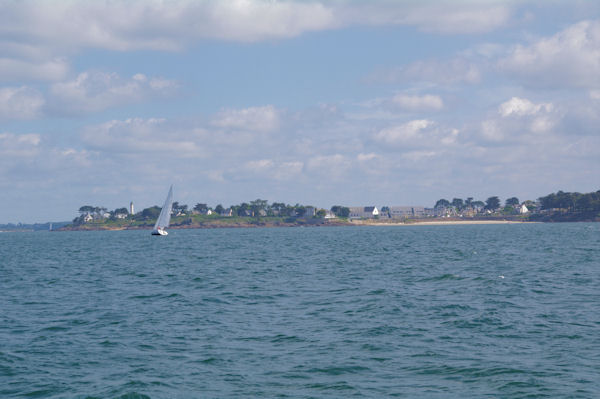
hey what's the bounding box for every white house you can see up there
[520,204,529,214]
[324,210,336,219]
[349,206,379,219]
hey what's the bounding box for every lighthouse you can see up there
[130,201,134,215]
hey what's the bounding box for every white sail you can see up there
[153,185,173,233]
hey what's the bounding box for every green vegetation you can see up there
[531,190,600,222]
[62,189,600,230]
[65,199,346,230]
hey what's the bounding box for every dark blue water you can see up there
[1,224,599,398]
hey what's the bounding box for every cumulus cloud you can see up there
[212,105,280,132]
[244,159,303,180]
[391,94,444,111]
[0,132,41,157]
[0,57,69,82]
[306,154,350,176]
[498,97,553,117]
[396,3,511,34]
[0,86,45,120]
[48,72,177,115]
[82,118,201,156]
[500,20,600,89]
[374,119,434,145]
[480,97,561,142]
[0,0,514,60]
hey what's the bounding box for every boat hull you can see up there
[151,229,168,236]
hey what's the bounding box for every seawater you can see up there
[1,224,599,398]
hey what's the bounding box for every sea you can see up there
[1,223,599,398]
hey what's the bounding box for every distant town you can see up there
[62,189,600,230]
[1,189,598,232]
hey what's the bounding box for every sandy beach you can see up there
[352,219,535,226]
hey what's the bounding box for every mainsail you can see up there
[153,185,173,231]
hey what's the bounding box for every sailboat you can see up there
[151,185,173,236]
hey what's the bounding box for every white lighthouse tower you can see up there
[129,201,134,215]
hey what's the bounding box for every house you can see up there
[388,206,426,219]
[115,213,128,219]
[348,206,379,219]
[520,204,529,214]
[83,214,93,222]
[324,210,336,219]
[220,208,233,217]
[303,206,316,218]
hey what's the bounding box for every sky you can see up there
[2,0,600,223]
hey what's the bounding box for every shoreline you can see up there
[354,220,537,226]
[55,218,542,232]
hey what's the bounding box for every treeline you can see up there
[73,199,351,224]
[539,190,600,213]
[433,196,522,211]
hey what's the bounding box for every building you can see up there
[348,206,379,219]
[388,206,426,219]
[324,210,336,219]
[129,201,134,215]
[303,206,316,218]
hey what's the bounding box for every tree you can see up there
[141,206,161,220]
[250,199,268,216]
[171,202,188,215]
[331,205,350,218]
[214,204,225,214]
[316,209,326,218]
[78,205,95,215]
[451,198,464,210]
[193,203,208,213]
[465,197,474,208]
[471,200,485,209]
[506,197,519,207]
[485,196,501,211]
[237,202,250,216]
[434,199,450,209]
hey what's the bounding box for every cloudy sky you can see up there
[2,0,600,223]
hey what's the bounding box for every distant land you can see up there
[54,189,600,231]
[0,222,70,233]
[1,189,597,232]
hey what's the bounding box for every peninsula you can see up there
[55,189,600,231]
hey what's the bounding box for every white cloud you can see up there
[0,133,41,157]
[0,57,69,82]
[481,97,561,142]
[0,86,45,120]
[244,159,303,180]
[48,71,177,115]
[357,153,378,162]
[391,94,444,111]
[306,154,349,175]
[212,105,280,132]
[499,97,553,117]
[0,0,514,59]
[398,4,511,34]
[500,20,600,89]
[82,118,201,156]
[374,119,434,145]
[401,150,437,162]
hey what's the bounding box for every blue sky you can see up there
[1,0,600,223]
